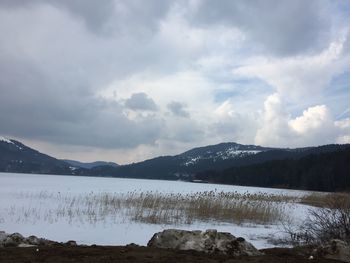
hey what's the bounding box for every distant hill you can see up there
[0,137,74,175]
[62,159,119,169]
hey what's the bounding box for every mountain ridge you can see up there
[1,136,349,192]
[61,159,119,169]
[0,137,73,175]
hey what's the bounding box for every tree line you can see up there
[195,147,350,192]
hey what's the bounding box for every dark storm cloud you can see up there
[167,101,189,118]
[190,0,330,56]
[0,0,172,149]
[0,55,163,149]
[0,0,114,31]
[0,0,173,35]
[124,93,158,111]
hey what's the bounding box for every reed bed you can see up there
[299,192,350,208]
[6,190,292,226]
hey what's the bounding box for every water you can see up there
[0,172,309,195]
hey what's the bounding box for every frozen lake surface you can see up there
[0,172,313,248]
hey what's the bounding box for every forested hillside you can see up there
[195,147,350,192]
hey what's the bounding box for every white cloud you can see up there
[255,95,349,147]
[211,100,258,144]
[254,93,291,147]
[335,118,350,130]
[337,135,350,144]
[335,118,350,143]
[234,36,348,101]
[289,105,332,134]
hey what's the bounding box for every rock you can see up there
[65,240,78,246]
[25,235,43,245]
[317,239,350,262]
[3,233,25,247]
[147,229,262,256]
[25,235,55,246]
[126,243,140,248]
[0,231,57,247]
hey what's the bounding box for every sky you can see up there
[1,0,350,164]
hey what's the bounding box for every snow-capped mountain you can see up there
[90,142,349,181]
[178,142,274,166]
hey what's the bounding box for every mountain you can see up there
[178,142,274,166]
[86,142,350,181]
[86,142,275,179]
[195,147,350,192]
[62,159,119,169]
[1,136,349,192]
[0,137,75,175]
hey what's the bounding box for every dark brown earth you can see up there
[0,244,342,263]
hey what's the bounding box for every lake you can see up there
[0,172,313,248]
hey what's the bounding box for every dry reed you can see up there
[6,190,292,226]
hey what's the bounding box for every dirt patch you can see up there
[0,244,343,263]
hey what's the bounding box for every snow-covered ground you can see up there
[0,172,314,248]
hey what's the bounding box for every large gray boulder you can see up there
[147,229,262,256]
[2,233,25,247]
[0,231,65,247]
[316,239,350,262]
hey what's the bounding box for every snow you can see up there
[183,157,201,166]
[183,149,262,166]
[221,149,261,158]
[0,136,13,144]
[0,172,313,249]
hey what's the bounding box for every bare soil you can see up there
[0,244,342,263]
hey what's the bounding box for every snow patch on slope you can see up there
[183,148,262,166]
[0,136,13,144]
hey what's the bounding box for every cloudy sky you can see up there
[1,0,350,164]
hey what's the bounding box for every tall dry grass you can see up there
[282,192,350,245]
[299,192,350,208]
[7,190,292,226]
